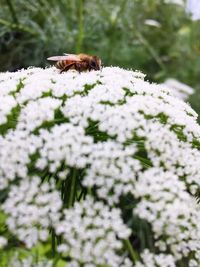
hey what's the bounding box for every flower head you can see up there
[0,66,200,266]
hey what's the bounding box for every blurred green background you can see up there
[0,0,200,118]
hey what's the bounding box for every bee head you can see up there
[90,56,101,71]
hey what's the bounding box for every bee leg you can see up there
[60,63,75,73]
[76,64,81,74]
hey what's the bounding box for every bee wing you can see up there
[63,53,81,61]
[47,55,81,61]
[47,56,69,61]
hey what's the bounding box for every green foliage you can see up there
[0,105,21,135]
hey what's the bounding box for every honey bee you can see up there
[47,53,102,73]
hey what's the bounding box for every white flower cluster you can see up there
[83,141,141,205]
[0,95,17,125]
[8,254,53,267]
[0,129,41,189]
[2,176,62,248]
[161,78,194,101]
[55,196,131,267]
[164,0,185,6]
[135,249,176,267]
[187,0,200,20]
[17,97,61,132]
[36,123,93,171]
[133,168,200,264]
[0,66,200,266]
[0,236,7,248]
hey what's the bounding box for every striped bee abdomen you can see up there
[56,60,76,70]
[56,60,68,70]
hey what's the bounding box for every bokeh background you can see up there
[0,0,200,118]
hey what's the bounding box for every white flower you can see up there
[187,0,200,20]
[37,123,94,170]
[161,78,194,100]
[8,253,53,267]
[135,249,176,267]
[0,66,200,265]
[0,96,17,125]
[55,196,131,267]
[83,141,141,204]
[133,168,200,262]
[144,19,161,28]
[17,97,61,132]
[164,0,185,6]
[2,176,62,248]
[0,236,7,248]
[0,130,42,189]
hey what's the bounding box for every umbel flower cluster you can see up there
[0,66,200,267]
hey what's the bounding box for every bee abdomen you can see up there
[56,61,65,69]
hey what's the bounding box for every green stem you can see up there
[178,261,187,267]
[68,168,77,207]
[5,0,19,24]
[133,155,152,168]
[63,178,69,207]
[51,228,56,256]
[76,0,84,53]
[135,30,166,71]
[112,0,127,26]
[87,187,93,196]
[124,239,138,263]
[0,18,37,35]
[108,0,127,62]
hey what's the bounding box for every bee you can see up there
[47,53,102,73]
